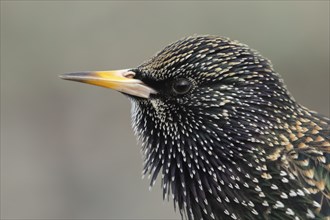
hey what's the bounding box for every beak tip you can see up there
[59,74,67,80]
[59,72,89,81]
[59,73,76,80]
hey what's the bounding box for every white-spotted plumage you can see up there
[125,36,330,220]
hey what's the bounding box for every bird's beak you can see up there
[60,69,157,99]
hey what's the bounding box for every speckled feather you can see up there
[129,36,329,220]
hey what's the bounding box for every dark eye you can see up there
[172,78,192,95]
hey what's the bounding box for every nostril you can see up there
[123,71,136,79]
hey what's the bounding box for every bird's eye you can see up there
[172,78,192,95]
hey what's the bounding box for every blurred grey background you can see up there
[1,1,329,219]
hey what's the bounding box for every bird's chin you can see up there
[124,93,148,102]
[124,92,159,103]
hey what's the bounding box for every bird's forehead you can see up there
[137,35,260,81]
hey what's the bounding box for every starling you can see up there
[60,35,330,220]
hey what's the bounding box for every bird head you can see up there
[61,35,301,219]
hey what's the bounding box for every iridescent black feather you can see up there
[129,36,329,220]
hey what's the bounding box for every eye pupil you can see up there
[172,78,192,94]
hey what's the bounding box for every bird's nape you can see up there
[61,35,329,220]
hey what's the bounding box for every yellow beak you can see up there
[60,69,156,98]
